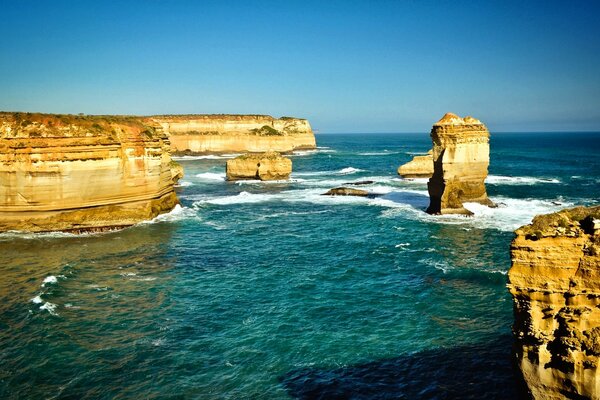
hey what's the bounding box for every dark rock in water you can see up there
[343,180,374,186]
[552,201,562,206]
[323,187,369,197]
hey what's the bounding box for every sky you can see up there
[1,0,599,133]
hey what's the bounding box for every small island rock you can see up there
[226,152,292,181]
[322,187,369,196]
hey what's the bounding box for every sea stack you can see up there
[508,205,600,399]
[0,112,180,233]
[397,150,433,178]
[146,115,316,154]
[226,152,292,181]
[426,113,493,215]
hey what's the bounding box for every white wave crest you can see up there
[143,204,198,224]
[339,167,363,174]
[31,295,43,304]
[42,275,58,287]
[195,172,226,181]
[39,302,58,316]
[486,175,560,185]
[176,181,194,187]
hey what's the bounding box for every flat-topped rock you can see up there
[508,205,600,399]
[398,150,433,178]
[226,152,292,181]
[426,113,493,215]
[322,187,369,196]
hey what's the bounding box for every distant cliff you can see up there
[508,205,600,399]
[0,112,180,233]
[146,115,316,154]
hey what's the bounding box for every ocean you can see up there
[1,132,598,399]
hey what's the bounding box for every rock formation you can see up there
[322,187,369,197]
[508,205,600,399]
[397,150,433,178]
[146,115,316,154]
[226,152,292,181]
[426,113,493,215]
[0,112,180,233]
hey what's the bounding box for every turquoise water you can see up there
[1,133,598,399]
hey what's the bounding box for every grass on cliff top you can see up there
[249,125,284,136]
[235,151,284,160]
[520,205,600,238]
[0,112,159,139]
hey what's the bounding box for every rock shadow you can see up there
[382,191,430,210]
[280,335,527,400]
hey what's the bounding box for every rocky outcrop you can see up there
[426,113,493,215]
[146,115,316,154]
[398,150,433,178]
[226,152,292,181]
[0,112,180,233]
[322,187,369,197]
[508,205,600,400]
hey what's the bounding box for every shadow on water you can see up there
[382,191,430,210]
[280,335,527,400]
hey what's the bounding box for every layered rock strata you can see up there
[426,113,493,215]
[226,152,292,181]
[146,115,316,154]
[0,112,180,233]
[398,150,433,178]
[508,205,600,399]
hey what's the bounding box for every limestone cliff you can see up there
[398,150,433,178]
[226,152,292,181]
[426,113,493,215]
[146,115,316,154]
[508,205,600,399]
[0,112,180,233]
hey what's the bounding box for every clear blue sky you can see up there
[1,0,599,133]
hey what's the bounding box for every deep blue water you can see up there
[0,132,598,399]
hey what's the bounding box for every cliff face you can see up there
[0,112,179,233]
[398,150,433,178]
[226,152,292,181]
[146,115,316,154]
[426,113,493,215]
[508,205,600,400]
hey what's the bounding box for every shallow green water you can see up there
[1,133,598,399]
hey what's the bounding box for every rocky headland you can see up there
[226,152,292,181]
[508,205,600,399]
[397,150,433,178]
[146,115,316,154]
[0,112,180,233]
[426,113,493,215]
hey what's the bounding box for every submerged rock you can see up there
[226,152,292,181]
[342,180,374,186]
[322,187,369,196]
[426,113,494,215]
[508,205,600,399]
[397,150,433,178]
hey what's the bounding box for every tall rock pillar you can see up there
[426,113,493,215]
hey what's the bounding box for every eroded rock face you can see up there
[426,113,493,215]
[398,150,433,178]
[226,152,292,181]
[508,205,600,400]
[0,112,179,233]
[146,115,316,154]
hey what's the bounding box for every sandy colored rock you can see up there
[0,112,179,233]
[508,205,600,400]
[397,150,433,178]
[146,115,316,154]
[322,187,369,196]
[426,113,493,215]
[226,152,292,181]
